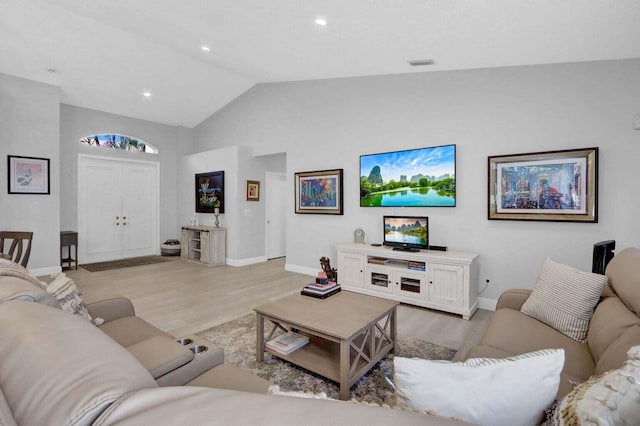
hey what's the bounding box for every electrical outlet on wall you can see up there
[633,113,640,130]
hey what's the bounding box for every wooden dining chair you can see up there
[0,231,33,267]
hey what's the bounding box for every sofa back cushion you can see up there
[588,297,640,364]
[606,247,640,315]
[0,300,157,426]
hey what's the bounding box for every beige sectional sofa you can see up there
[0,264,463,425]
[464,247,640,398]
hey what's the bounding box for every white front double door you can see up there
[78,155,159,264]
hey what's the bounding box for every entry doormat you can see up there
[81,256,173,272]
[195,313,457,405]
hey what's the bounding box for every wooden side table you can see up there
[60,231,78,270]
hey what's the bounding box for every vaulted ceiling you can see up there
[2,0,639,127]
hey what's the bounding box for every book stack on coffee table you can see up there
[301,279,341,299]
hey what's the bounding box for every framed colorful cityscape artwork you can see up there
[488,148,598,222]
[294,169,343,215]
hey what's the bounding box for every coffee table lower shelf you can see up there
[265,333,393,386]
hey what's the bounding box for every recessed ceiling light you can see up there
[315,18,327,26]
[408,59,435,67]
[143,91,152,98]
[201,45,211,52]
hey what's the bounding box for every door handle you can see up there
[123,216,127,226]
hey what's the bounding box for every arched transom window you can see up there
[80,134,158,154]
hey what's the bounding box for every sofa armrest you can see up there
[495,288,532,310]
[83,292,136,323]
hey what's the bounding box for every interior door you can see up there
[79,155,159,264]
[265,172,286,259]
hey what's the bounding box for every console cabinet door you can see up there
[180,228,188,260]
[394,270,427,300]
[365,265,394,293]
[428,263,464,307]
[338,252,365,287]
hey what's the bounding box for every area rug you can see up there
[195,313,457,404]
[81,256,173,272]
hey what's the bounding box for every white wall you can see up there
[0,73,60,274]
[191,59,640,301]
[60,104,183,244]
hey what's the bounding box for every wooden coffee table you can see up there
[254,291,398,400]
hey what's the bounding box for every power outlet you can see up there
[633,113,640,130]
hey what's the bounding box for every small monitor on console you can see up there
[383,216,428,252]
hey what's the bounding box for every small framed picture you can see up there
[294,169,344,215]
[8,155,50,194]
[488,147,598,222]
[246,180,260,201]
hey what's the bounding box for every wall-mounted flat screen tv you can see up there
[383,215,429,252]
[360,144,456,207]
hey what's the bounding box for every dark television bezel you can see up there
[359,144,456,207]
[382,215,429,251]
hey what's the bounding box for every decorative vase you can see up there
[214,207,220,227]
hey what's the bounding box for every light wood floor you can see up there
[67,257,492,357]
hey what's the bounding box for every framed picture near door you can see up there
[195,171,225,213]
[7,155,50,194]
[246,180,260,201]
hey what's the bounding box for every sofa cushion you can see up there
[93,387,450,426]
[100,315,175,347]
[595,324,640,375]
[394,349,564,426]
[0,275,60,308]
[521,258,607,342]
[587,297,640,364]
[474,308,595,384]
[0,300,157,426]
[606,247,640,315]
[0,387,16,426]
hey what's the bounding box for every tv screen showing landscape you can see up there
[383,216,429,250]
[360,144,456,207]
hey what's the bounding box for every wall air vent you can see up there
[408,59,435,67]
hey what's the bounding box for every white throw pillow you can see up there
[45,272,95,323]
[393,348,565,426]
[521,258,608,342]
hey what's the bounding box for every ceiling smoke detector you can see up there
[408,59,435,67]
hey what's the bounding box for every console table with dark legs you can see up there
[60,231,78,270]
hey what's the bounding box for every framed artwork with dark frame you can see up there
[295,169,344,215]
[7,155,50,194]
[488,147,598,222]
[195,171,224,213]
[246,180,260,201]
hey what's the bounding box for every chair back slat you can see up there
[0,231,33,267]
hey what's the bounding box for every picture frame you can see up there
[7,155,50,194]
[195,171,224,213]
[246,180,260,201]
[488,147,598,222]
[295,169,344,215]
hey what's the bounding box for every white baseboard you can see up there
[478,297,497,311]
[226,256,267,267]
[284,263,316,277]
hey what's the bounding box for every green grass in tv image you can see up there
[360,177,455,207]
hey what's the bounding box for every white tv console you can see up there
[336,243,479,320]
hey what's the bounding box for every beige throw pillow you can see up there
[521,258,607,343]
[45,272,94,323]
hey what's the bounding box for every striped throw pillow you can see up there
[521,258,608,343]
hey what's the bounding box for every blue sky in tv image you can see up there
[384,216,428,247]
[360,145,455,207]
